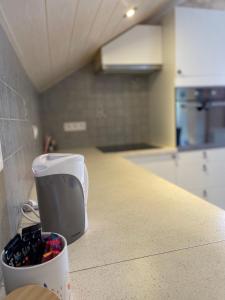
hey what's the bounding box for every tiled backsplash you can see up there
[0,25,42,280]
[40,65,150,149]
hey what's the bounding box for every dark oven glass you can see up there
[176,87,225,149]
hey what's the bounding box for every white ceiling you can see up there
[0,0,172,92]
[0,0,224,92]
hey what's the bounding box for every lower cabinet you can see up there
[206,188,225,210]
[176,151,206,198]
[128,154,177,184]
[127,148,225,210]
[191,187,206,199]
[176,162,205,194]
[142,156,177,184]
[177,149,225,209]
[205,161,225,188]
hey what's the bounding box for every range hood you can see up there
[95,25,162,74]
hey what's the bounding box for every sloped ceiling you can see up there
[0,0,173,92]
[0,0,224,92]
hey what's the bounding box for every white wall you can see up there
[148,11,176,147]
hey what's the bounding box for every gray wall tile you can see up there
[0,171,10,281]
[40,65,150,149]
[0,24,42,281]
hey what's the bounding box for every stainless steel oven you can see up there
[176,87,225,149]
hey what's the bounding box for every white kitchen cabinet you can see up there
[101,25,162,67]
[127,153,177,184]
[177,148,225,201]
[205,162,225,188]
[176,151,205,195]
[205,148,225,162]
[149,7,225,149]
[175,7,225,86]
[143,158,177,184]
[204,148,225,188]
[176,162,205,194]
[127,148,225,210]
[190,187,206,199]
[176,150,204,164]
[207,187,225,210]
[175,148,225,208]
[204,148,225,209]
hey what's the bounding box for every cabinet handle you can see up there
[171,153,177,160]
[202,164,207,172]
[177,69,182,75]
[203,190,208,198]
[203,151,207,159]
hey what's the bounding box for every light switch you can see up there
[0,140,3,172]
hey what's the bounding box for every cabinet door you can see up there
[176,150,204,164]
[205,148,225,162]
[144,158,177,184]
[189,187,205,199]
[176,151,205,194]
[176,7,225,78]
[203,148,225,188]
[127,154,177,184]
[205,161,225,188]
[207,188,225,210]
[176,163,205,194]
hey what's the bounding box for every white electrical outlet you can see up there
[0,140,3,172]
[63,121,87,132]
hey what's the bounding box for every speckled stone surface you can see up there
[71,241,225,300]
[14,148,225,299]
[65,148,225,299]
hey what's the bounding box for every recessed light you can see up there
[125,8,137,18]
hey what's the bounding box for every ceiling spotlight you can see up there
[125,8,137,18]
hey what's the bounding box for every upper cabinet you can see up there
[175,7,225,87]
[96,25,162,74]
[148,7,225,148]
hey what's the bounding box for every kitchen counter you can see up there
[66,148,225,299]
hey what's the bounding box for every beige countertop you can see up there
[9,147,225,300]
[65,148,225,300]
